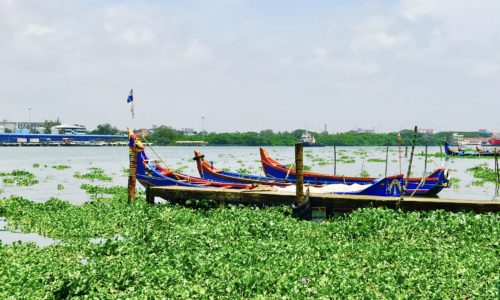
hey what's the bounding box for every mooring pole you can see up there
[424,144,428,175]
[334,144,337,176]
[384,139,389,178]
[495,148,499,184]
[295,143,305,206]
[405,146,408,158]
[405,126,418,189]
[128,140,138,203]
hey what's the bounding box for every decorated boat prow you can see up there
[194,150,404,197]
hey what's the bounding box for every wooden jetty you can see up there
[146,185,500,215]
[131,139,500,218]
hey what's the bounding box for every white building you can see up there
[51,124,87,135]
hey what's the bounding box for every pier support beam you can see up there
[128,143,138,203]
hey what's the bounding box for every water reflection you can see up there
[0,217,59,247]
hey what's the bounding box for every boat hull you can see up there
[260,148,449,196]
[194,151,404,197]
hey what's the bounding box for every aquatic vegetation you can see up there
[359,170,370,178]
[57,184,65,190]
[80,184,128,195]
[121,168,129,176]
[449,178,460,189]
[0,170,38,186]
[236,168,250,174]
[467,163,497,183]
[471,180,485,187]
[0,195,498,298]
[173,166,188,173]
[367,158,385,163]
[52,165,71,170]
[74,168,113,182]
[32,163,40,168]
[337,155,355,163]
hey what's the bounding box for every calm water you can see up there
[0,145,498,203]
[1,145,498,246]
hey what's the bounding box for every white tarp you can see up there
[276,183,371,194]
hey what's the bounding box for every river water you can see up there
[1,145,498,246]
[0,145,498,203]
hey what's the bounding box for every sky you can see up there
[0,0,499,133]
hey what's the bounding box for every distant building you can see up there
[417,128,434,135]
[355,128,375,134]
[51,124,87,135]
[478,129,488,133]
[180,128,197,136]
[17,121,46,132]
[1,120,17,132]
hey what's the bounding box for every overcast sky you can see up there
[1,0,499,133]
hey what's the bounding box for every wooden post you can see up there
[384,139,389,178]
[295,143,305,206]
[495,148,499,183]
[424,144,428,175]
[334,144,337,176]
[405,126,418,189]
[405,146,408,158]
[439,144,443,155]
[146,185,154,204]
[128,144,137,203]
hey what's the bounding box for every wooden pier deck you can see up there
[146,186,500,214]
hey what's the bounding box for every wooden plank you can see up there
[148,186,500,213]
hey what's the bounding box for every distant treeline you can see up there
[141,126,492,146]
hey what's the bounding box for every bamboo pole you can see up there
[424,145,428,175]
[334,144,337,176]
[295,143,305,205]
[128,142,137,203]
[384,139,389,178]
[398,133,402,174]
[495,148,499,184]
[405,126,418,189]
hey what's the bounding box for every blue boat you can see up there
[259,148,450,196]
[193,150,404,197]
[444,141,498,157]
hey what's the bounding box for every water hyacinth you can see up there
[0,170,39,186]
[73,168,112,182]
[0,192,498,298]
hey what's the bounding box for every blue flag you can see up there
[127,89,134,118]
[127,89,133,103]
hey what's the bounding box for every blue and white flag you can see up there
[127,89,134,118]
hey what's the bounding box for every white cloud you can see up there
[350,32,411,51]
[24,24,55,36]
[182,40,215,65]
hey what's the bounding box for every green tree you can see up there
[90,124,120,135]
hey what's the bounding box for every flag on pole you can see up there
[127,89,134,118]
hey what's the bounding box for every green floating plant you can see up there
[1,170,38,186]
[0,197,497,298]
[52,165,71,170]
[74,168,112,182]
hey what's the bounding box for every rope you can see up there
[285,164,295,180]
[139,135,181,180]
[409,176,426,198]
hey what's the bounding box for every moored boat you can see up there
[260,147,450,196]
[193,150,404,197]
[445,142,499,157]
[130,132,404,197]
[300,131,325,147]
